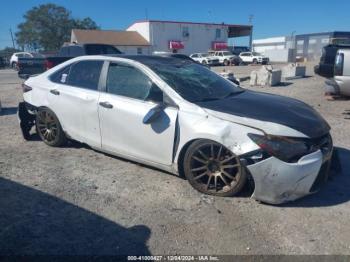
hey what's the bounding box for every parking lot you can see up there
[1,64,350,255]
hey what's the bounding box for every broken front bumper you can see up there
[247,149,332,204]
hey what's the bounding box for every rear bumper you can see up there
[18,102,36,140]
[325,78,350,96]
[247,146,333,204]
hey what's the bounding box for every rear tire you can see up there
[36,107,66,147]
[11,62,18,70]
[183,139,247,197]
[253,59,258,64]
[224,59,229,66]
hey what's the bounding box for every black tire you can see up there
[36,107,67,147]
[223,59,229,66]
[183,139,247,197]
[202,60,207,65]
[12,62,18,70]
[253,59,258,64]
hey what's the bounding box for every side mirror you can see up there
[143,103,166,124]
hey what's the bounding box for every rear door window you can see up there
[50,65,72,84]
[66,60,103,90]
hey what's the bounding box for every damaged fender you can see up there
[174,109,261,169]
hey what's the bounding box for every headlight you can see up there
[248,133,309,163]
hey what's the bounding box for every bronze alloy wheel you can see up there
[36,108,66,147]
[184,140,246,197]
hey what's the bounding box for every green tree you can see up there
[0,47,21,60]
[16,3,99,51]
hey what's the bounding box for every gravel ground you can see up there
[0,65,350,256]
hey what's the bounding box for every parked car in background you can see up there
[19,55,333,204]
[0,57,6,68]
[17,44,122,78]
[229,46,250,55]
[324,49,350,96]
[153,52,196,62]
[10,52,44,69]
[189,53,220,66]
[239,52,269,65]
[209,51,242,66]
[314,43,350,78]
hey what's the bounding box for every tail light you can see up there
[334,53,344,76]
[22,83,32,93]
[45,59,54,70]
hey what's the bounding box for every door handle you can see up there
[99,101,113,109]
[50,89,60,95]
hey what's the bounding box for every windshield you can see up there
[252,52,262,56]
[147,59,243,102]
[200,54,209,57]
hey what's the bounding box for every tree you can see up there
[74,17,99,30]
[15,4,99,51]
[0,47,21,60]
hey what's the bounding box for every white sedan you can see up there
[19,55,333,204]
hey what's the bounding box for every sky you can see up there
[1,0,350,49]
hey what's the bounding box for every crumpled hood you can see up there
[196,90,330,138]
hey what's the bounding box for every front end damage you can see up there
[243,134,333,204]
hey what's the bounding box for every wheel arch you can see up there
[36,105,71,139]
[176,138,200,178]
[176,136,236,178]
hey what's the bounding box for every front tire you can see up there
[36,108,66,147]
[183,140,246,197]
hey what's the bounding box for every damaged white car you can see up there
[19,55,333,204]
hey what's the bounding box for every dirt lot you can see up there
[0,65,350,256]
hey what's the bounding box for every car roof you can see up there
[102,54,195,66]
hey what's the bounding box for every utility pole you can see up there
[248,15,254,51]
[9,28,15,49]
[248,14,254,24]
[145,8,148,20]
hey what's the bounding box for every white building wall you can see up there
[128,21,229,55]
[127,22,150,42]
[252,36,287,54]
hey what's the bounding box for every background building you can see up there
[253,31,350,62]
[127,20,253,55]
[71,29,151,55]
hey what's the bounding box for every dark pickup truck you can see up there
[17,44,121,78]
[314,44,350,78]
